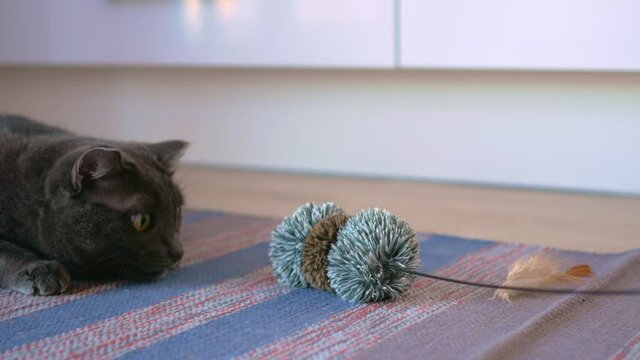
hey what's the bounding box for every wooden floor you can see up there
[176,165,640,253]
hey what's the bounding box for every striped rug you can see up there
[1,210,638,360]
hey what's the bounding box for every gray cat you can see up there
[0,115,187,295]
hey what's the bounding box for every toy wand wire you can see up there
[393,266,640,296]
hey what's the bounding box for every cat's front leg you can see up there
[0,239,71,295]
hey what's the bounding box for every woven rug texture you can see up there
[0,210,639,359]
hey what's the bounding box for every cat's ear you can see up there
[147,140,189,171]
[71,146,122,191]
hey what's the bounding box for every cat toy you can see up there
[269,202,640,303]
[269,202,419,303]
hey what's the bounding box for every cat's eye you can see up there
[131,213,151,232]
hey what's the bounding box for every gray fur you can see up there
[0,114,188,295]
[327,208,420,303]
[269,202,345,288]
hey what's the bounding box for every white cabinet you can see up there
[2,0,639,71]
[0,0,395,68]
[400,0,640,71]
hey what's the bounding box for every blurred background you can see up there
[1,0,639,252]
[1,0,639,195]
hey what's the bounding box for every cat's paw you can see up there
[12,261,71,296]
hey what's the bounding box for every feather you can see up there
[494,253,593,302]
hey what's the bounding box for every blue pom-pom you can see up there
[327,208,420,303]
[269,202,345,287]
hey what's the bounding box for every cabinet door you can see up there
[0,0,394,68]
[400,0,640,71]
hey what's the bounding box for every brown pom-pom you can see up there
[301,213,350,292]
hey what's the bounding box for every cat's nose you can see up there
[166,234,184,263]
[168,247,184,262]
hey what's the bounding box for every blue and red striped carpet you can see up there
[1,210,639,359]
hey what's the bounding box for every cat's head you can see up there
[40,140,189,281]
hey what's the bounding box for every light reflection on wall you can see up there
[183,0,239,42]
[183,0,203,39]
[215,0,237,19]
[212,0,255,39]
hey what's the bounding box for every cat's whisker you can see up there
[91,255,123,270]
[138,256,173,268]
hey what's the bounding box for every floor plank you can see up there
[176,165,640,253]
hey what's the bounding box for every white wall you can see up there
[0,67,639,194]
